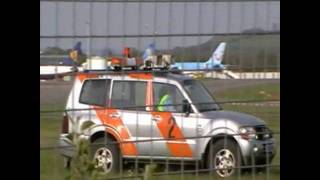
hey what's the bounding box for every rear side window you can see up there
[111,81,147,110]
[79,79,111,107]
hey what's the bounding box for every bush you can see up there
[65,138,106,180]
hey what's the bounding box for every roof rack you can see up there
[82,50,176,73]
[82,66,182,75]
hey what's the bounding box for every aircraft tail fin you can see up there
[69,41,82,61]
[142,42,156,61]
[64,41,82,66]
[205,42,227,65]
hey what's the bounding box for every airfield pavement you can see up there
[40,79,279,106]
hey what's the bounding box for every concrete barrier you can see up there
[205,72,280,79]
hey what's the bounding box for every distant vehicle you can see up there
[172,42,229,72]
[40,42,82,80]
[58,58,276,178]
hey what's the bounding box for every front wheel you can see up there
[206,139,241,177]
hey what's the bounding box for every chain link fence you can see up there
[40,0,280,179]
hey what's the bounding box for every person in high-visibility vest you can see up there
[157,86,176,112]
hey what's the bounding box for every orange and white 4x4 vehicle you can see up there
[58,69,276,177]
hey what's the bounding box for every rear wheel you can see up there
[91,136,121,175]
[206,138,241,177]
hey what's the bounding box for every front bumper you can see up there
[239,138,277,166]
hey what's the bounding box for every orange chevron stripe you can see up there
[151,112,193,157]
[145,81,154,111]
[95,108,138,156]
[78,73,138,156]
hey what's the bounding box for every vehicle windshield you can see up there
[182,79,221,112]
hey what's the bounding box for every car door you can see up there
[110,80,165,157]
[151,82,197,158]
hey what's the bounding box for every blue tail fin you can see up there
[69,41,82,61]
[142,43,156,61]
[73,41,82,55]
[63,41,82,66]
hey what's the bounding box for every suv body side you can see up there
[59,72,276,166]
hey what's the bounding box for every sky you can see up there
[40,1,280,55]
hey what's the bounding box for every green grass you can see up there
[40,150,67,180]
[40,113,62,146]
[40,111,68,180]
[40,103,65,112]
[148,171,280,180]
[40,83,280,180]
[214,83,280,102]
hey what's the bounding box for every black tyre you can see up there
[206,138,242,177]
[91,136,121,174]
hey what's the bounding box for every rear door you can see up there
[76,78,111,133]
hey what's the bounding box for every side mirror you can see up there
[182,99,191,117]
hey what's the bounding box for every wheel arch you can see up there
[89,125,122,148]
[90,131,117,143]
[201,133,244,167]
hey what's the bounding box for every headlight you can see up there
[239,127,256,140]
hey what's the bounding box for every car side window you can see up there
[79,79,111,107]
[153,83,184,113]
[111,81,147,111]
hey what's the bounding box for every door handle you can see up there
[109,112,120,118]
[151,115,162,122]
